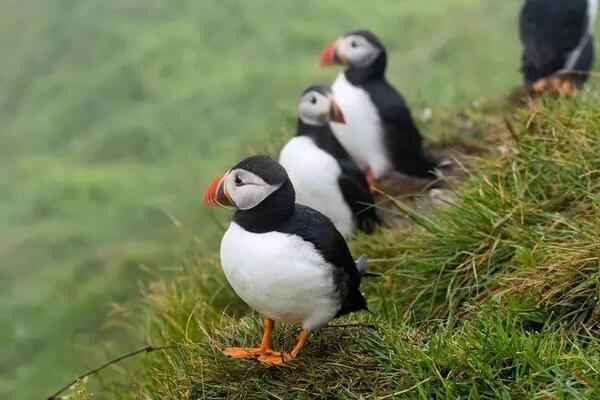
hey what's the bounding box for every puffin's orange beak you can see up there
[320,40,340,67]
[329,98,345,124]
[203,174,234,208]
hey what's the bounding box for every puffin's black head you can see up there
[298,85,345,127]
[204,155,293,212]
[320,30,387,79]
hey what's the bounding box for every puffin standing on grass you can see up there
[279,85,381,238]
[520,0,598,94]
[320,30,437,189]
[203,155,370,365]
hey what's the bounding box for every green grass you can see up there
[91,90,600,399]
[0,0,573,398]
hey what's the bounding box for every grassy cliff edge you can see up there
[69,91,600,399]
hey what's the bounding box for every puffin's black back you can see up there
[343,31,437,179]
[297,119,381,233]
[520,0,594,84]
[363,79,438,178]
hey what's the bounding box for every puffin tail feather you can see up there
[362,272,383,278]
[356,255,382,278]
[355,255,368,276]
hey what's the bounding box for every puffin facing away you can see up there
[203,155,370,365]
[320,30,437,187]
[520,0,597,94]
[279,85,381,238]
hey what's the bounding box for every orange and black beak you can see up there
[329,98,345,124]
[320,40,343,67]
[203,174,234,208]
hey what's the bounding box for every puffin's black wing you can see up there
[365,80,437,178]
[519,0,590,83]
[279,205,367,316]
[337,159,381,234]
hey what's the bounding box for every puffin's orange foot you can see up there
[557,80,576,96]
[257,351,293,365]
[531,78,577,97]
[223,347,263,359]
[531,78,549,94]
[366,169,380,194]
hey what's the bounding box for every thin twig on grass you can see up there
[47,345,176,400]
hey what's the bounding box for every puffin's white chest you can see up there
[220,222,340,330]
[279,136,355,237]
[330,73,391,179]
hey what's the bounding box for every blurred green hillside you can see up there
[1,1,521,398]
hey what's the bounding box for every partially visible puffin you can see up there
[203,155,370,365]
[520,0,598,94]
[279,85,381,238]
[320,30,437,187]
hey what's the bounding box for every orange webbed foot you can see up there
[222,347,263,359]
[557,80,577,96]
[223,319,275,359]
[257,329,310,366]
[367,168,382,195]
[224,326,309,366]
[257,351,293,365]
[531,78,549,94]
[530,78,577,97]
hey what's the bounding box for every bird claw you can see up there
[530,78,576,97]
[557,80,576,96]
[223,347,291,365]
[531,78,549,93]
[366,169,382,194]
[257,351,293,365]
[222,347,263,359]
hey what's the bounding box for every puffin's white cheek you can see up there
[354,50,371,66]
[233,184,281,210]
[349,46,380,68]
[302,104,319,120]
[315,104,329,121]
[299,102,328,125]
[230,187,252,210]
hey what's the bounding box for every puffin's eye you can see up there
[310,96,317,105]
[234,176,243,186]
[350,40,358,48]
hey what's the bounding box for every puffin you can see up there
[203,155,370,365]
[319,30,437,188]
[520,0,598,94]
[279,85,381,238]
